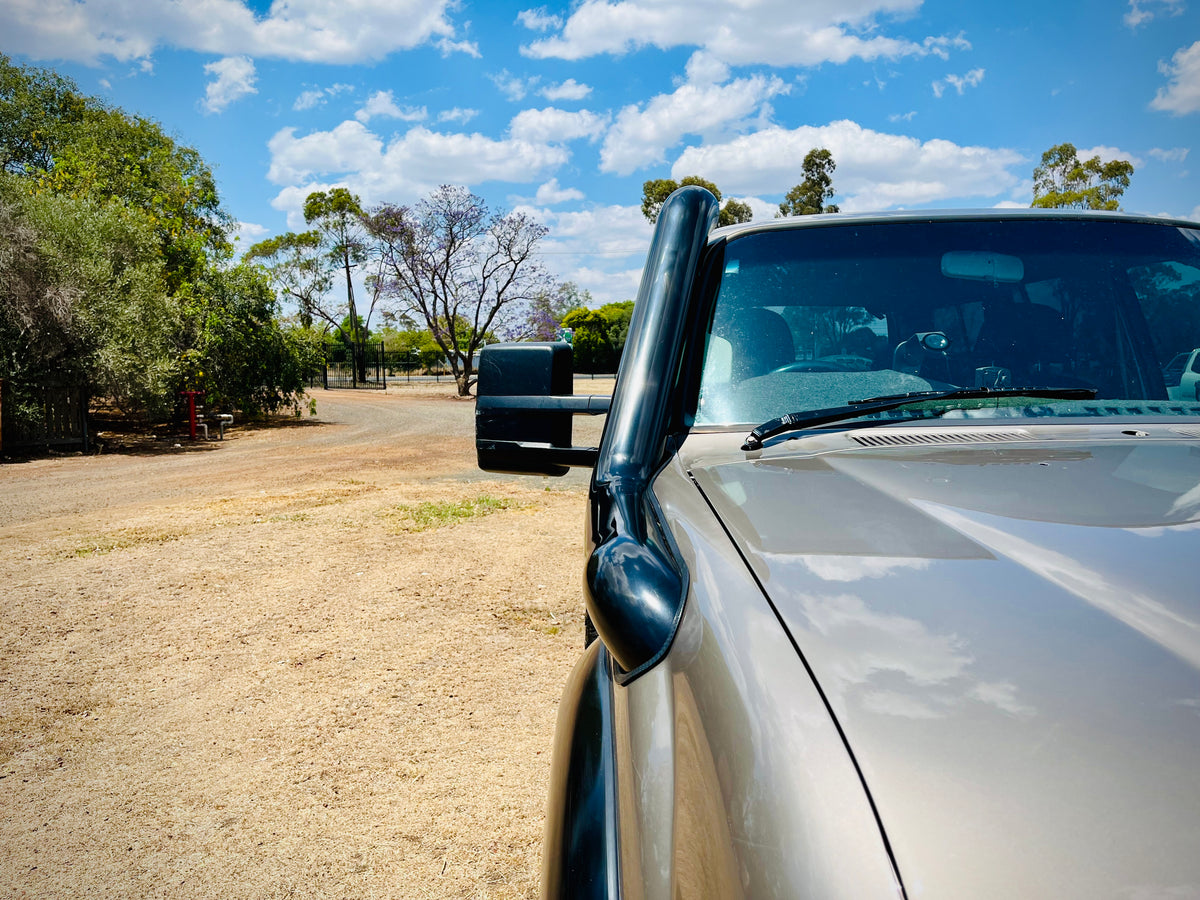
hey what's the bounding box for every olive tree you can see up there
[365,185,552,396]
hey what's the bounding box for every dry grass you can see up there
[0,385,603,899]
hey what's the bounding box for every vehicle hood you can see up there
[689,432,1200,899]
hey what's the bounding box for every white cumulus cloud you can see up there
[491,69,541,102]
[293,82,354,111]
[509,107,609,143]
[521,203,655,304]
[541,79,593,101]
[671,119,1025,211]
[1152,40,1200,115]
[521,0,968,68]
[231,220,269,247]
[438,107,480,124]
[534,178,586,205]
[201,55,257,113]
[267,121,385,185]
[355,90,427,124]
[266,121,573,222]
[600,65,790,174]
[0,0,467,65]
[517,7,564,31]
[1076,145,1143,167]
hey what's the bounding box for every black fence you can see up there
[311,342,387,390]
[1,379,90,454]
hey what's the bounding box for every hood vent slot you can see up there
[850,429,1033,448]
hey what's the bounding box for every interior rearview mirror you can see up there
[942,250,1024,283]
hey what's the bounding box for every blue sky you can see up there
[3,0,1199,304]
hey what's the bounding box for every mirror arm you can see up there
[476,395,611,415]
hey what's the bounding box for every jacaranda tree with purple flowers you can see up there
[365,185,552,396]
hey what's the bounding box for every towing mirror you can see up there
[475,342,610,476]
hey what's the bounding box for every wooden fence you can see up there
[0,380,90,454]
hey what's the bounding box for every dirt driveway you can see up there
[1,383,610,899]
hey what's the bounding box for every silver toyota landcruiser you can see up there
[476,186,1200,899]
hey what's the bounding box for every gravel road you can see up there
[0,382,610,899]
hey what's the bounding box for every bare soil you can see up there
[0,382,612,899]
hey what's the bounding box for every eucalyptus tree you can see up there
[1032,143,1134,210]
[778,148,840,216]
[303,188,368,347]
[641,175,753,227]
[244,230,331,329]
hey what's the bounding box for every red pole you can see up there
[180,390,202,441]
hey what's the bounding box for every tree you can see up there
[778,148,839,217]
[561,307,613,373]
[720,198,753,226]
[522,281,592,341]
[178,263,322,416]
[0,57,314,430]
[303,188,367,344]
[366,185,552,396]
[641,175,753,227]
[2,55,230,292]
[597,301,635,361]
[244,231,332,329]
[0,173,180,421]
[1032,143,1134,210]
[0,54,87,175]
[375,324,445,371]
[559,300,636,373]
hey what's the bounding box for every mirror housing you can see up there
[475,342,608,476]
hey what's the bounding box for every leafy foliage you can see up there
[375,326,445,370]
[561,300,636,372]
[178,263,324,416]
[778,149,840,217]
[1032,143,1134,210]
[244,230,331,329]
[0,174,179,419]
[0,56,313,431]
[303,188,367,345]
[641,175,752,227]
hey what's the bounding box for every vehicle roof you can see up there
[709,206,1200,242]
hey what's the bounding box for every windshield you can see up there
[694,217,1200,428]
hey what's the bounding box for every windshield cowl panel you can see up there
[694,217,1200,431]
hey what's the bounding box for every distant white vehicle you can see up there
[1167,348,1200,400]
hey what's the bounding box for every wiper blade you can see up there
[741,386,1097,451]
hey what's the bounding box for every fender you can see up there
[541,640,620,899]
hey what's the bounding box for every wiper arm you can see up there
[740,386,1097,451]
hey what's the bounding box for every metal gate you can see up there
[312,342,387,390]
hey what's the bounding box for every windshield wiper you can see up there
[740,387,1098,451]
